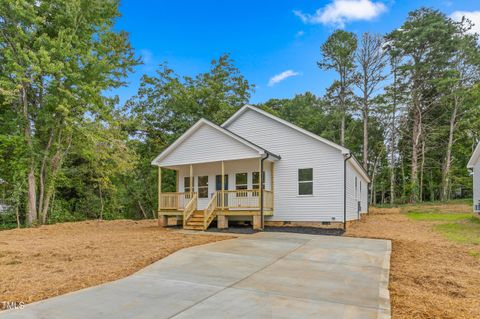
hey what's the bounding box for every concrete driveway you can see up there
[0,232,391,319]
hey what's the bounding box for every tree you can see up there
[386,8,460,202]
[0,0,137,224]
[438,20,480,200]
[355,33,388,171]
[319,30,357,146]
[123,54,254,215]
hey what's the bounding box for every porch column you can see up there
[189,164,193,198]
[271,162,274,210]
[258,158,262,208]
[158,167,167,226]
[221,161,225,210]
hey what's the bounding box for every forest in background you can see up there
[1,1,479,228]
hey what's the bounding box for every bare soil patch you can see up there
[0,220,230,310]
[347,206,480,319]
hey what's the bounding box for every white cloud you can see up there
[296,30,305,37]
[450,11,480,36]
[294,0,388,28]
[268,70,300,87]
[140,49,156,71]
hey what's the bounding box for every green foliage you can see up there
[0,5,479,227]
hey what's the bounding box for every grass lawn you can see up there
[0,220,231,310]
[435,217,480,245]
[406,211,473,221]
[347,201,480,319]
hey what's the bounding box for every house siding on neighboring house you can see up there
[223,106,369,222]
[468,143,480,213]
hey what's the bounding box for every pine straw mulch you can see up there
[346,206,480,319]
[0,220,232,310]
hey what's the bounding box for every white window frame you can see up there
[198,176,209,199]
[298,168,313,196]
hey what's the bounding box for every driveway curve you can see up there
[1,232,391,319]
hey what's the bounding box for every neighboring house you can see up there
[152,105,370,230]
[467,143,480,214]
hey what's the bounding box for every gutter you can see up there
[343,152,352,231]
[260,153,269,230]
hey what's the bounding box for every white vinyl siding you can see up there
[346,161,368,220]
[158,123,260,167]
[474,161,480,212]
[225,108,347,222]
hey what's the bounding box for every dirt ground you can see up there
[347,205,480,319]
[0,220,230,310]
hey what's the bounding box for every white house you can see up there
[152,105,370,230]
[467,143,480,214]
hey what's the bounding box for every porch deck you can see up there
[158,190,273,230]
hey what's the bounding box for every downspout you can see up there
[260,153,269,230]
[344,152,352,231]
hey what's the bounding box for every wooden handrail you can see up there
[204,192,218,230]
[183,193,197,227]
[215,189,273,210]
[160,192,191,210]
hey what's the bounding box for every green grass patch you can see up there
[435,218,480,245]
[406,212,473,222]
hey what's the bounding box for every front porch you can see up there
[157,158,275,230]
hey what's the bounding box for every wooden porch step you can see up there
[186,221,204,226]
[184,225,204,230]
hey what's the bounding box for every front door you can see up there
[216,175,228,207]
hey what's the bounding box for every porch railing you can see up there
[216,189,273,210]
[159,192,193,210]
[204,192,218,229]
[183,193,198,227]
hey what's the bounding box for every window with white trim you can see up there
[198,176,208,198]
[235,172,248,197]
[184,177,191,193]
[298,168,313,195]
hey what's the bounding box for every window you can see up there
[252,171,265,197]
[215,175,228,191]
[252,171,265,190]
[235,173,248,196]
[198,176,208,198]
[360,181,362,196]
[298,168,313,195]
[184,177,191,193]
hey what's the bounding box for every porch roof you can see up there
[151,118,280,167]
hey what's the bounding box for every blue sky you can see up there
[112,0,480,105]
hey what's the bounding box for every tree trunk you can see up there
[390,66,397,205]
[137,200,148,219]
[99,184,104,221]
[419,138,425,202]
[363,104,368,170]
[15,205,20,229]
[411,103,422,203]
[38,130,54,218]
[340,114,345,147]
[441,98,458,201]
[21,85,37,225]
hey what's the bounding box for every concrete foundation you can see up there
[253,215,262,230]
[217,215,228,229]
[158,215,168,227]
